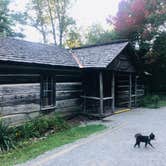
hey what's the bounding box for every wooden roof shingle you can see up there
[0,38,79,67]
[71,41,129,68]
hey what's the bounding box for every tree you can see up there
[0,0,23,37]
[25,0,75,46]
[85,24,118,45]
[107,0,166,43]
[52,0,75,46]
[25,0,49,43]
[145,32,166,92]
[107,0,166,93]
[46,0,57,44]
[0,0,11,36]
[64,26,82,48]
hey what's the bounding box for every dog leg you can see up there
[134,142,137,148]
[145,142,148,148]
[148,142,154,148]
[138,142,140,148]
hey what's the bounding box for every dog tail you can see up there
[135,133,141,138]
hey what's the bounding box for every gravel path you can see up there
[19,107,166,166]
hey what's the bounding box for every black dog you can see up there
[134,133,155,148]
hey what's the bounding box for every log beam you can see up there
[99,71,104,115]
[111,71,115,112]
[129,73,132,108]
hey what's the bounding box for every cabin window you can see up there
[41,75,56,109]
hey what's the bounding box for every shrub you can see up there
[50,115,70,131]
[151,95,160,108]
[0,120,15,152]
[33,117,49,135]
[14,121,39,141]
[140,95,152,106]
[140,95,160,108]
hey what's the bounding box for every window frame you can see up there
[40,74,56,110]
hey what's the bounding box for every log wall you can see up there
[115,72,144,108]
[0,72,82,126]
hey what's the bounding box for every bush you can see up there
[140,95,160,108]
[1,114,71,152]
[13,114,70,142]
[140,95,152,106]
[151,95,160,108]
[33,117,49,135]
[0,120,15,152]
[14,121,39,141]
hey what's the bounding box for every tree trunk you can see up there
[46,0,57,45]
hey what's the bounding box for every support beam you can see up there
[135,75,137,107]
[111,71,115,112]
[99,71,104,115]
[83,80,86,113]
[129,73,132,108]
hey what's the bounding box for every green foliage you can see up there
[33,117,49,135]
[14,121,39,141]
[0,124,106,165]
[12,114,70,142]
[0,121,15,152]
[151,95,160,108]
[64,26,82,48]
[0,0,25,37]
[140,95,160,108]
[85,24,118,45]
[108,0,166,93]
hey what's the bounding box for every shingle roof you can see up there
[71,41,129,68]
[0,38,78,67]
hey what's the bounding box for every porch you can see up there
[81,70,143,118]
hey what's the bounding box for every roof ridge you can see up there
[71,39,129,50]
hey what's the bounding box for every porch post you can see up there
[83,84,86,113]
[99,71,104,115]
[129,73,132,108]
[111,71,115,112]
[135,75,137,107]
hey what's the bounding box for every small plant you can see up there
[151,95,160,108]
[140,95,161,108]
[14,121,38,141]
[140,95,152,106]
[0,120,15,152]
[33,117,49,135]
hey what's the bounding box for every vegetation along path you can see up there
[20,107,166,166]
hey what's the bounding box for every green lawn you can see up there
[0,124,106,166]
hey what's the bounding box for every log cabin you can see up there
[0,38,144,125]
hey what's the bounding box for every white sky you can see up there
[10,0,121,42]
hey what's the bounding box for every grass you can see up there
[0,124,106,166]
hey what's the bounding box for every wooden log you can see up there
[0,104,40,116]
[129,73,132,108]
[56,90,82,101]
[0,75,40,84]
[0,83,40,96]
[56,98,81,108]
[0,94,40,107]
[99,71,104,115]
[56,82,82,91]
[56,75,81,82]
[80,96,100,100]
[112,71,115,112]
[135,75,137,106]
[55,106,81,113]
[1,111,40,126]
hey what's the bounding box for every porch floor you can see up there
[82,107,131,119]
